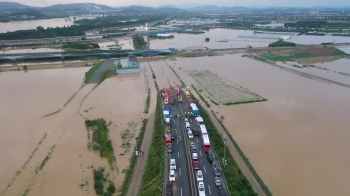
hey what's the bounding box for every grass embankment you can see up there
[93,166,116,196]
[223,99,267,105]
[85,119,115,170]
[210,111,272,196]
[84,61,104,84]
[191,85,211,107]
[177,51,217,58]
[119,119,148,196]
[148,64,156,79]
[133,35,149,50]
[268,40,296,47]
[262,48,347,61]
[178,31,205,34]
[63,42,100,50]
[332,49,347,56]
[139,80,164,195]
[194,99,257,195]
[144,91,151,114]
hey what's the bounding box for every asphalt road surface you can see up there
[166,90,221,196]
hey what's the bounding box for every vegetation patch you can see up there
[133,35,149,50]
[268,40,296,47]
[210,111,272,196]
[262,53,294,61]
[119,119,148,196]
[119,129,133,156]
[139,81,164,195]
[332,49,347,56]
[41,109,62,118]
[144,91,151,114]
[84,61,104,84]
[93,166,116,196]
[85,119,116,170]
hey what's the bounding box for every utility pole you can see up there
[287,89,290,107]
[128,122,138,155]
[223,133,227,166]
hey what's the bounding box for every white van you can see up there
[170,159,176,169]
[169,170,175,181]
[185,122,191,131]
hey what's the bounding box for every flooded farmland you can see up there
[165,54,350,196]
[0,65,153,195]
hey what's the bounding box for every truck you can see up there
[165,133,172,146]
[178,95,183,103]
[185,90,190,99]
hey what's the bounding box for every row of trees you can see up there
[285,20,350,28]
[63,42,100,49]
[0,16,162,40]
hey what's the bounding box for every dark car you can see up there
[167,146,173,153]
[215,168,221,177]
[166,182,173,195]
[171,133,175,140]
[192,145,197,153]
[207,150,214,163]
[218,187,227,196]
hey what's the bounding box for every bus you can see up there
[199,124,207,135]
[202,135,211,152]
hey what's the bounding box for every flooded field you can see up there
[165,54,350,196]
[0,16,95,33]
[189,70,264,103]
[0,65,152,195]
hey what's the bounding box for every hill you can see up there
[43,3,115,11]
[0,2,30,10]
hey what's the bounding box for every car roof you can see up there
[198,182,204,186]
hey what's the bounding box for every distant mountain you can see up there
[188,5,253,12]
[0,2,30,10]
[117,5,186,13]
[174,3,203,9]
[43,3,115,11]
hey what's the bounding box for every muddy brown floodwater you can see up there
[0,65,153,195]
[165,54,350,196]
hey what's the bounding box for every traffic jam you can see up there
[162,85,227,196]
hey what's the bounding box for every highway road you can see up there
[166,87,221,196]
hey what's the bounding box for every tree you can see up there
[23,65,27,70]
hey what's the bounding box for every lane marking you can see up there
[179,167,181,175]
[200,150,202,157]
[181,187,182,196]
[204,166,206,173]
[175,129,177,133]
[196,138,198,143]
[178,151,180,158]
[208,185,211,195]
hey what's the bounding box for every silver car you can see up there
[214,177,222,187]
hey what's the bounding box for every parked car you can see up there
[215,168,221,177]
[192,153,198,160]
[198,181,206,196]
[183,118,189,123]
[212,160,217,168]
[218,187,227,196]
[193,161,200,170]
[192,145,197,153]
[166,182,173,196]
[171,133,175,140]
[168,146,173,153]
[169,170,175,181]
[190,141,195,146]
[197,170,204,182]
[214,177,222,187]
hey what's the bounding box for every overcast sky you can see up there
[4,0,350,8]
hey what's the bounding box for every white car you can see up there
[169,170,175,181]
[170,159,176,170]
[188,131,193,139]
[198,181,206,196]
[197,170,204,182]
[192,153,198,160]
[183,118,189,123]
